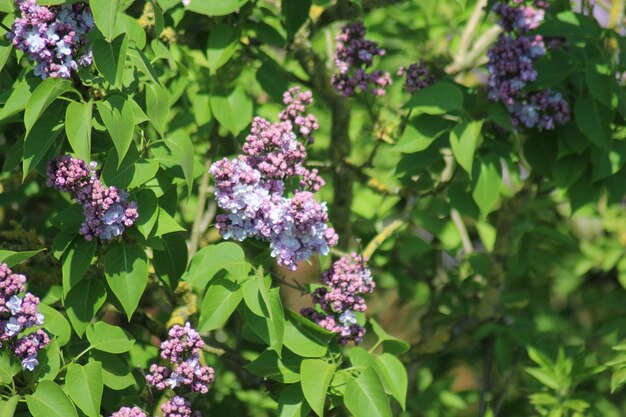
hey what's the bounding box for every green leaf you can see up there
[90,0,119,40]
[26,381,78,417]
[374,354,407,410]
[153,208,186,236]
[199,278,243,331]
[90,351,135,390]
[86,322,134,353]
[0,396,19,417]
[104,245,149,319]
[101,145,159,189]
[395,115,454,153]
[282,0,312,39]
[278,384,312,417]
[38,303,72,346]
[65,278,107,337]
[93,33,128,88]
[113,13,146,49]
[574,96,612,150]
[245,350,301,383]
[96,95,135,165]
[345,368,392,417]
[284,319,328,358]
[0,249,45,267]
[145,83,169,135]
[450,120,483,177]
[0,351,20,385]
[370,319,410,355]
[165,133,195,193]
[26,340,61,383]
[301,359,335,417]
[456,0,467,9]
[186,0,248,16]
[65,101,93,163]
[61,238,97,296]
[153,233,188,288]
[135,189,158,238]
[0,78,36,121]
[66,362,103,417]
[210,86,253,135]
[23,104,65,178]
[403,82,464,115]
[24,78,72,132]
[208,24,241,74]
[268,287,285,355]
[611,367,626,393]
[184,242,251,291]
[0,41,13,74]
[471,157,503,216]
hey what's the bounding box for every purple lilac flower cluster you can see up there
[7,0,93,79]
[145,323,213,417]
[302,254,375,345]
[487,1,570,130]
[397,62,435,94]
[0,263,49,371]
[47,155,139,241]
[331,22,392,97]
[109,407,147,417]
[210,88,338,271]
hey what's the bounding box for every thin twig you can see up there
[478,337,494,417]
[493,358,519,417]
[188,160,212,260]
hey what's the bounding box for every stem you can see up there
[451,208,473,255]
[478,337,494,417]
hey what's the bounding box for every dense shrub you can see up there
[1,0,626,416]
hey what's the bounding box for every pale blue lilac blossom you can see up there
[109,407,147,417]
[7,0,94,79]
[302,254,375,345]
[487,1,570,130]
[0,263,49,371]
[47,155,139,241]
[332,22,392,97]
[210,91,338,270]
[146,323,215,396]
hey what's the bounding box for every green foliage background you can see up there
[2,0,626,416]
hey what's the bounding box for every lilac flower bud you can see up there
[331,21,392,97]
[302,254,374,345]
[7,0,94,79]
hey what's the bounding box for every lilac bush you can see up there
[7,0,93,79]
[0,263,49,371]
[302,253,375,345]
[47,155,139,241]
[109,407,148,417]
[210,88,338,270]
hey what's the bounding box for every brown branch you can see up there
[292,32,354,248]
